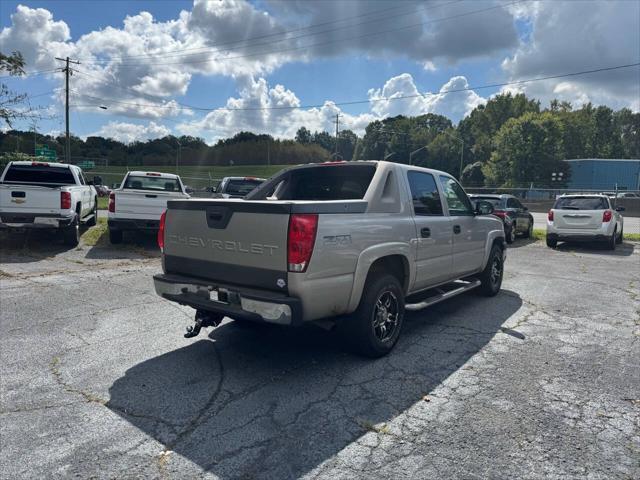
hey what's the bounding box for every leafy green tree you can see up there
[484,112,567,187]
[0,51,28,128]
[461,161,485,187]
[295,126,312,144]
[424,131,462,175]
[458,93,540,164]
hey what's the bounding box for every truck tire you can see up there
[62,216,80,247]
[109,229,123,244]
[86,201,98,227]
[607,229,616,250]
[342,272,405,358]
[616,226,623,244]
[477,244,503,297]
[525,220,533,239]
[505,225,515,244]
[546,236,557,248]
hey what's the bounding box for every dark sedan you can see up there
[469,194,534,243]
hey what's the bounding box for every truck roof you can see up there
[286,160,455,178]
[8,161,72,168]
[222,176,266,181]
[127,171,180,179]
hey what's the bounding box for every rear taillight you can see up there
[548,209,554,221]
[602,210,612,222]
[492,210,507,219]
[108,192,115,213]
[60,191,71,210]
[287,214,318,272]
[158,210,166,251]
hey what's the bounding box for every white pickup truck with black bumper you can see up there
[154,161,506,357]
[107,171,189,244]
[0,161,98,246]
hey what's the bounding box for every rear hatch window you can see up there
[471,197,503,208]
[124,175,181,192]
[3,164,75,185]
[224,179,263,196]
[251,164,376,201]
[554,197,608,210]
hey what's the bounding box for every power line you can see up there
[0,68,61,80]
[80,1,522,68]
[77,0,450,63]
[68,62,640,115]
[79,1,461,65]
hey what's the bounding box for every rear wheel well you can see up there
[367,255,409,293]
[492,237,505,251]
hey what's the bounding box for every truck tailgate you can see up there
[115,190,186,218]
[0,184,61,214]
[163,200,291,291]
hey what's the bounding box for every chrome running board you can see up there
[405,279,481,311]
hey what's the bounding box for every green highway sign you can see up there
[35,145,57,160]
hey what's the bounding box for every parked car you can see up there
[468,194,534,243]
[107,171,190,244]
[0,161,98,246]
[153,161,506,358]
[213,176,265,198]
[546,194,624,250]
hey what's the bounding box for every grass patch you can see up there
[97,197,109,210]
[624,233,640,241]
[81,218,107,246]
[532,228,545,240]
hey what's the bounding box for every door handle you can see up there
[453,225,461,234]
[420,227,431,238]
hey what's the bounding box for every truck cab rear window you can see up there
[255,165,376,201]
[123,176,180,192]
[3,165,75,185]
[554,197,608,210]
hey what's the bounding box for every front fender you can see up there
[346,242,413,312]
[482,228,506,270]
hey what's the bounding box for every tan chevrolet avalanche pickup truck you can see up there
[154,161,506,357]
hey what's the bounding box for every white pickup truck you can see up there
[0,161,98,246]
[108,171,189,244]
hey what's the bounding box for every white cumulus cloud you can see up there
[90,121,170,144]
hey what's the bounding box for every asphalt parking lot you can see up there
[1,231,639,479]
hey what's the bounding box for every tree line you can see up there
[1,94,638,188]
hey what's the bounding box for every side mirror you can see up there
[93,175,103,186]
[615,206,625,212]
[475,200,494,215]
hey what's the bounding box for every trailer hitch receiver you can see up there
[184,310,223,338]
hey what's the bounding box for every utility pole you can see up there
[55,57,80,164]
[175,138,181,173]
[334,113,341,159]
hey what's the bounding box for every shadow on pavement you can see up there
[84,230,160,260]
[506,237,538,249]
[553,241,635,256]
[108,289,522,478]
[0,229,83,263]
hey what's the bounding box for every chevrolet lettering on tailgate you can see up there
[167,234,279,255]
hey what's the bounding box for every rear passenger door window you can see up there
[438,176,474,216]
[407,171,443,216]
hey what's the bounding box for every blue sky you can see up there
[1,0,638,144]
